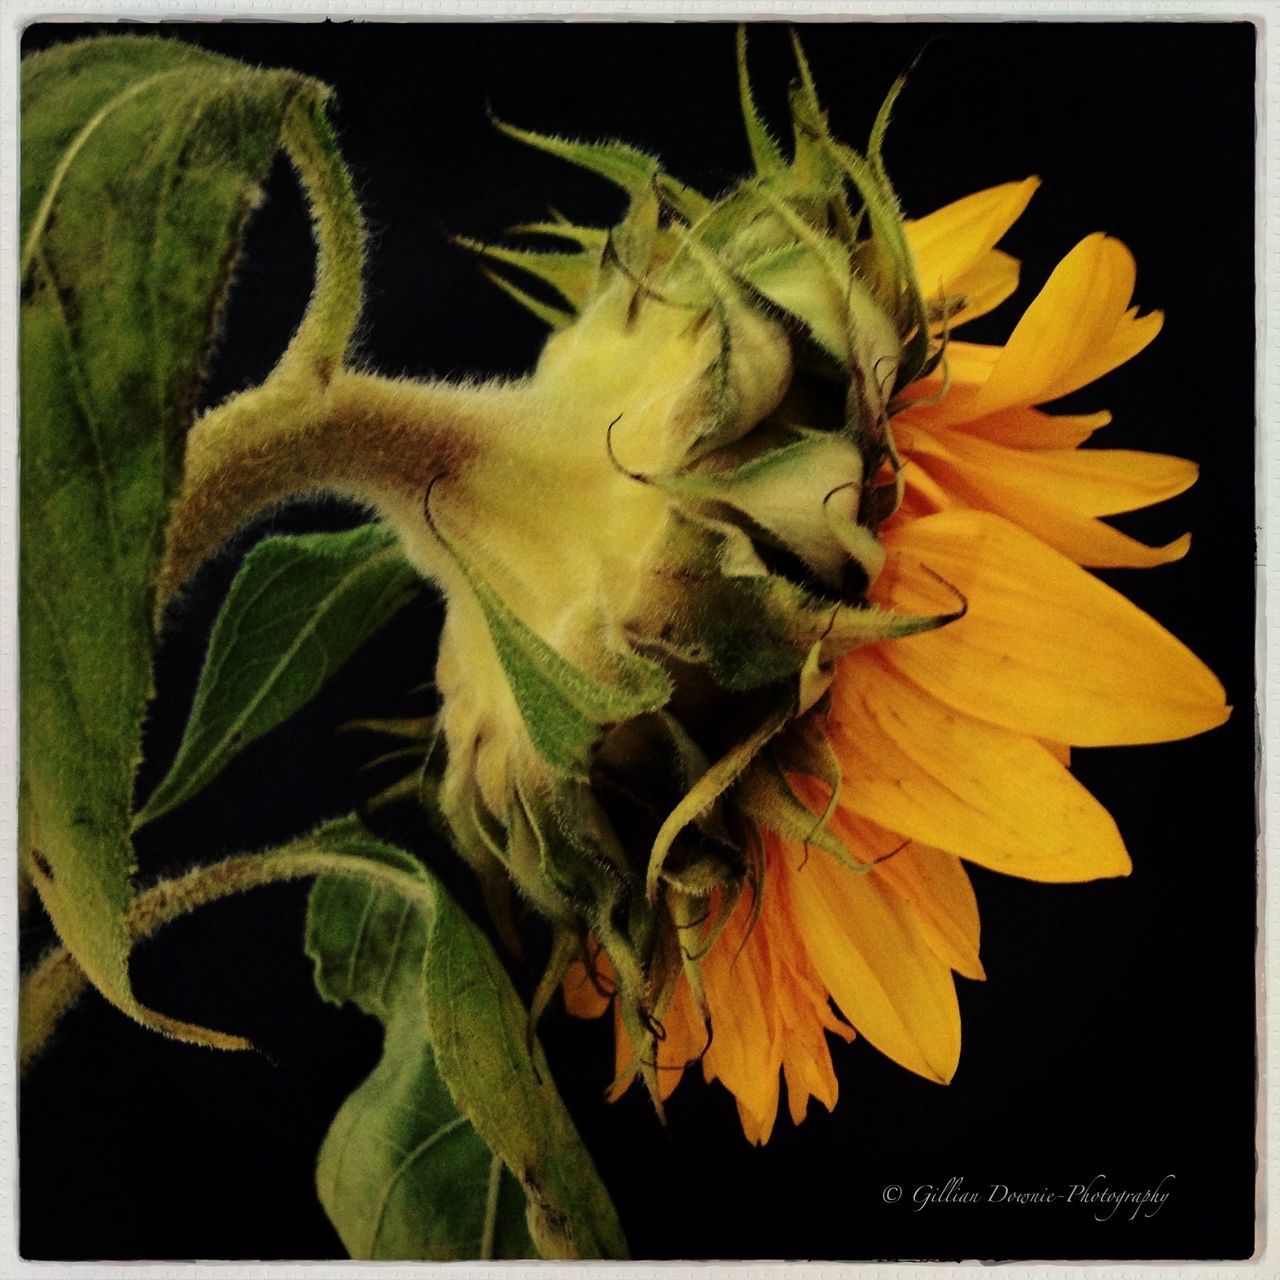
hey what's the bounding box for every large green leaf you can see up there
[137,524,418,826]
[305,818,628,1260]
[19,36,329,1041]
[307,830,534,1259]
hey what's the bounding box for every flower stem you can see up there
[19,839,439,1075]
[278,93,366,384]
[157,370,505,605]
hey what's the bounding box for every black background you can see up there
[19,19,1258,1263]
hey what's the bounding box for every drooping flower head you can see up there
[377,29,1229,1141]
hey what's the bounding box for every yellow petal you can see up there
[936,249,1020,330]
[975,234,1163,413]
[894,427,1198,567]
[907,178,1039,301]
[879,511,1229,744]
[929,406,1111,450]
[901,426,1197,516]
[827,652,1132,881]
[782,829,962,1083]
[905,236,1162,427]
[833,815,984,981]
[897,340,1000,409]
[900,459,957,517]
[882,840,985,982]
[787,775,984,981]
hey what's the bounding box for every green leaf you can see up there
[137,524,418,826]
[19,35,329,1042]
[307,830,534,1259]
[305,817,628,1260]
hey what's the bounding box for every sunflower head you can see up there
[386,30,966,1099]
[366,28,1225,1132]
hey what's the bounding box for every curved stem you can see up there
[153,90,375,610]
[156,370,504,605]
[19,839,439,1076]
[278,92,366,383]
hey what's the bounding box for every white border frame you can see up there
[1,3,1271,1277]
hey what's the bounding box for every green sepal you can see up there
[828,136,930,384]
[646,694,793,899]
[736,26,786,177]
[737,242,851,364]
[455,234,600,311]
[642,511,817,688]
[666,228,794,461]
[656,173,713,224]
[521,776,631,909]
[819,593,966,658]
[868,66,909,190]
[494,116,658,197]
[657,429,865,585]
[478,268,575,329]
[507,214,609,253]
[785,67,842,195]
[735,750,872,876]
[428,508,672,777]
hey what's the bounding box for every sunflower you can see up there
[558,175,1229,1146]
[156,29,1229,1150]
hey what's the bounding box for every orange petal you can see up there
[563,954,612,1020]
[878,511,1229,745]
[827,651,1132,882]
[700,902,782,1143]
[609,974,703,1105]
[781,829,962,1083]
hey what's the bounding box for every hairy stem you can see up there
[19,839,439,1075]
[278,93,366,383]
[157,370,510,606]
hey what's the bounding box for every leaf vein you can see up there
[367,1114,471,1257]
